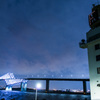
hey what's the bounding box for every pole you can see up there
[35,89,37,100]
[83,81,87,94]
[46,80,49,92]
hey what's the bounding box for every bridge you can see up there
[0,73,90,95]
[24,78,90,95]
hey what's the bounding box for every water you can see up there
[0,90,34,100]
[0,90,90,100]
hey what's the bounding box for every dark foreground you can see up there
[0,90,90,100]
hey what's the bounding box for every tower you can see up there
[79,4,100,100]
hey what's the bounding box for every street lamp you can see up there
[35,83,41,100]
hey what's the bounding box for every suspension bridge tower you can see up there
[79,4,100,100]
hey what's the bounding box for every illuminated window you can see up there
[96,55,100,61]
[95,44,100,50]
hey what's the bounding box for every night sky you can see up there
[0,0,96,78]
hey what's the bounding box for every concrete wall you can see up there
[86,26,100,99]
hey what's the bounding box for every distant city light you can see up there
[53,89,57,91]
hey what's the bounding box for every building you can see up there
[79,4,100,100]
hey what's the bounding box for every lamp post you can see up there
[35,83,41,100]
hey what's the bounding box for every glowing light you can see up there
[0,73,27,86]
[6,86,12,91]
[0,73,15,79]
[53,89,57,91]
[21,80,28,91]
[36,83,41,89]
[5,79,23,85]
